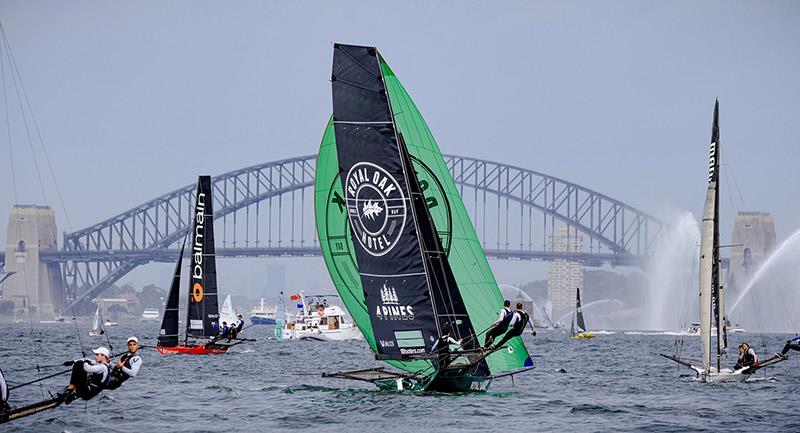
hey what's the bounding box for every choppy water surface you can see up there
[2,324,799,432]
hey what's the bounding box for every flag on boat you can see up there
[290,294,301,301]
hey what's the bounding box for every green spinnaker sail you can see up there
[315,56,532,375]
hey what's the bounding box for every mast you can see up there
[186,176,220,339]
[158,240,186,347]
[699,99,721,374]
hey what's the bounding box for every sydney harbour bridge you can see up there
[0,154,664,314]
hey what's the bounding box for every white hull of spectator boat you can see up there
[281,304,362,341]
[281,322,362,341]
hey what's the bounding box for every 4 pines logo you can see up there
[375,283,414,321]
[345,162,406,256]
[380,284,399,305]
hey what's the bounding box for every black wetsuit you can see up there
[105,352,142,390]
[735,348,758,373]
[68,360,109,402]
[492,310,530,350]
[484,307,513,348]
[431,335,459,368]
[780,336,800,356]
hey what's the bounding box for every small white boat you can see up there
[89,307,105,336]
[281,292,361,341]
[141,308,160,321]
[104,319,119,327]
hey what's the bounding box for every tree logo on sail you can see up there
[375,283,414,321]
[380,284,399,305]
[345,162,406,256]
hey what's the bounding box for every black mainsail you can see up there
[575,288,587,333]
[186,175,220,339]
[331,43,478,362]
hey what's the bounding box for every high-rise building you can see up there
[729,211,776,294]
[548,226,584,320]
[4,205,66,320]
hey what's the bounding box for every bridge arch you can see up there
[58,154,663,312]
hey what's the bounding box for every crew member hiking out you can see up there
[231,315,245,339]
[490,303,535,350]
[105,337,143,390]
[483,300,513,349]
[64,347,111,404]
[778,335,800,359]
[430,328,462,369]
[735,342,758,373]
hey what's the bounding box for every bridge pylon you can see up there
[4,205,66,320]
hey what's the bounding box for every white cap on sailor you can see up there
[93,347,110,358]
[127,336,139,344]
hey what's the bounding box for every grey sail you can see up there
[699,99,721,373]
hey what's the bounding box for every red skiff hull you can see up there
[156,344,227,355]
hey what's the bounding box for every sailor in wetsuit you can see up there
[105,337,143,390]
[219,322,230,339]
[230,315,245,339]
[64,347,111,403]
[0,367,9,412]
[490,303,535,350]
[778,335,800,358]
[431,329,462,368]
[735,342,758,373]
[484,300,513,349]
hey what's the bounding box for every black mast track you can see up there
[710,99,723,372]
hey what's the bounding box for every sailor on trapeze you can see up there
[105,337,143,390]
[489,302,535,351]
[483,300,513,349]
[64,347,112,404]
[777,335,800,359]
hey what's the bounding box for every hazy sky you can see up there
[1,1,798,297]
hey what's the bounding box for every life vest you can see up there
[498,307,513,329]
[104,354,139,390]
[434,336,452,354]
[85,363,111,391]
[511,311,530,333]
[741,349,756,366]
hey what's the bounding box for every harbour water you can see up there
[2,324,799,432]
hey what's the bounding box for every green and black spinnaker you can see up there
[316,44,533,392]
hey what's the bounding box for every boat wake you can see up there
[624,331,697,336]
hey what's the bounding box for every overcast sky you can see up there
[1,1,798,297]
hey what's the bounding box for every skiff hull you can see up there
[156,344,228,355]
